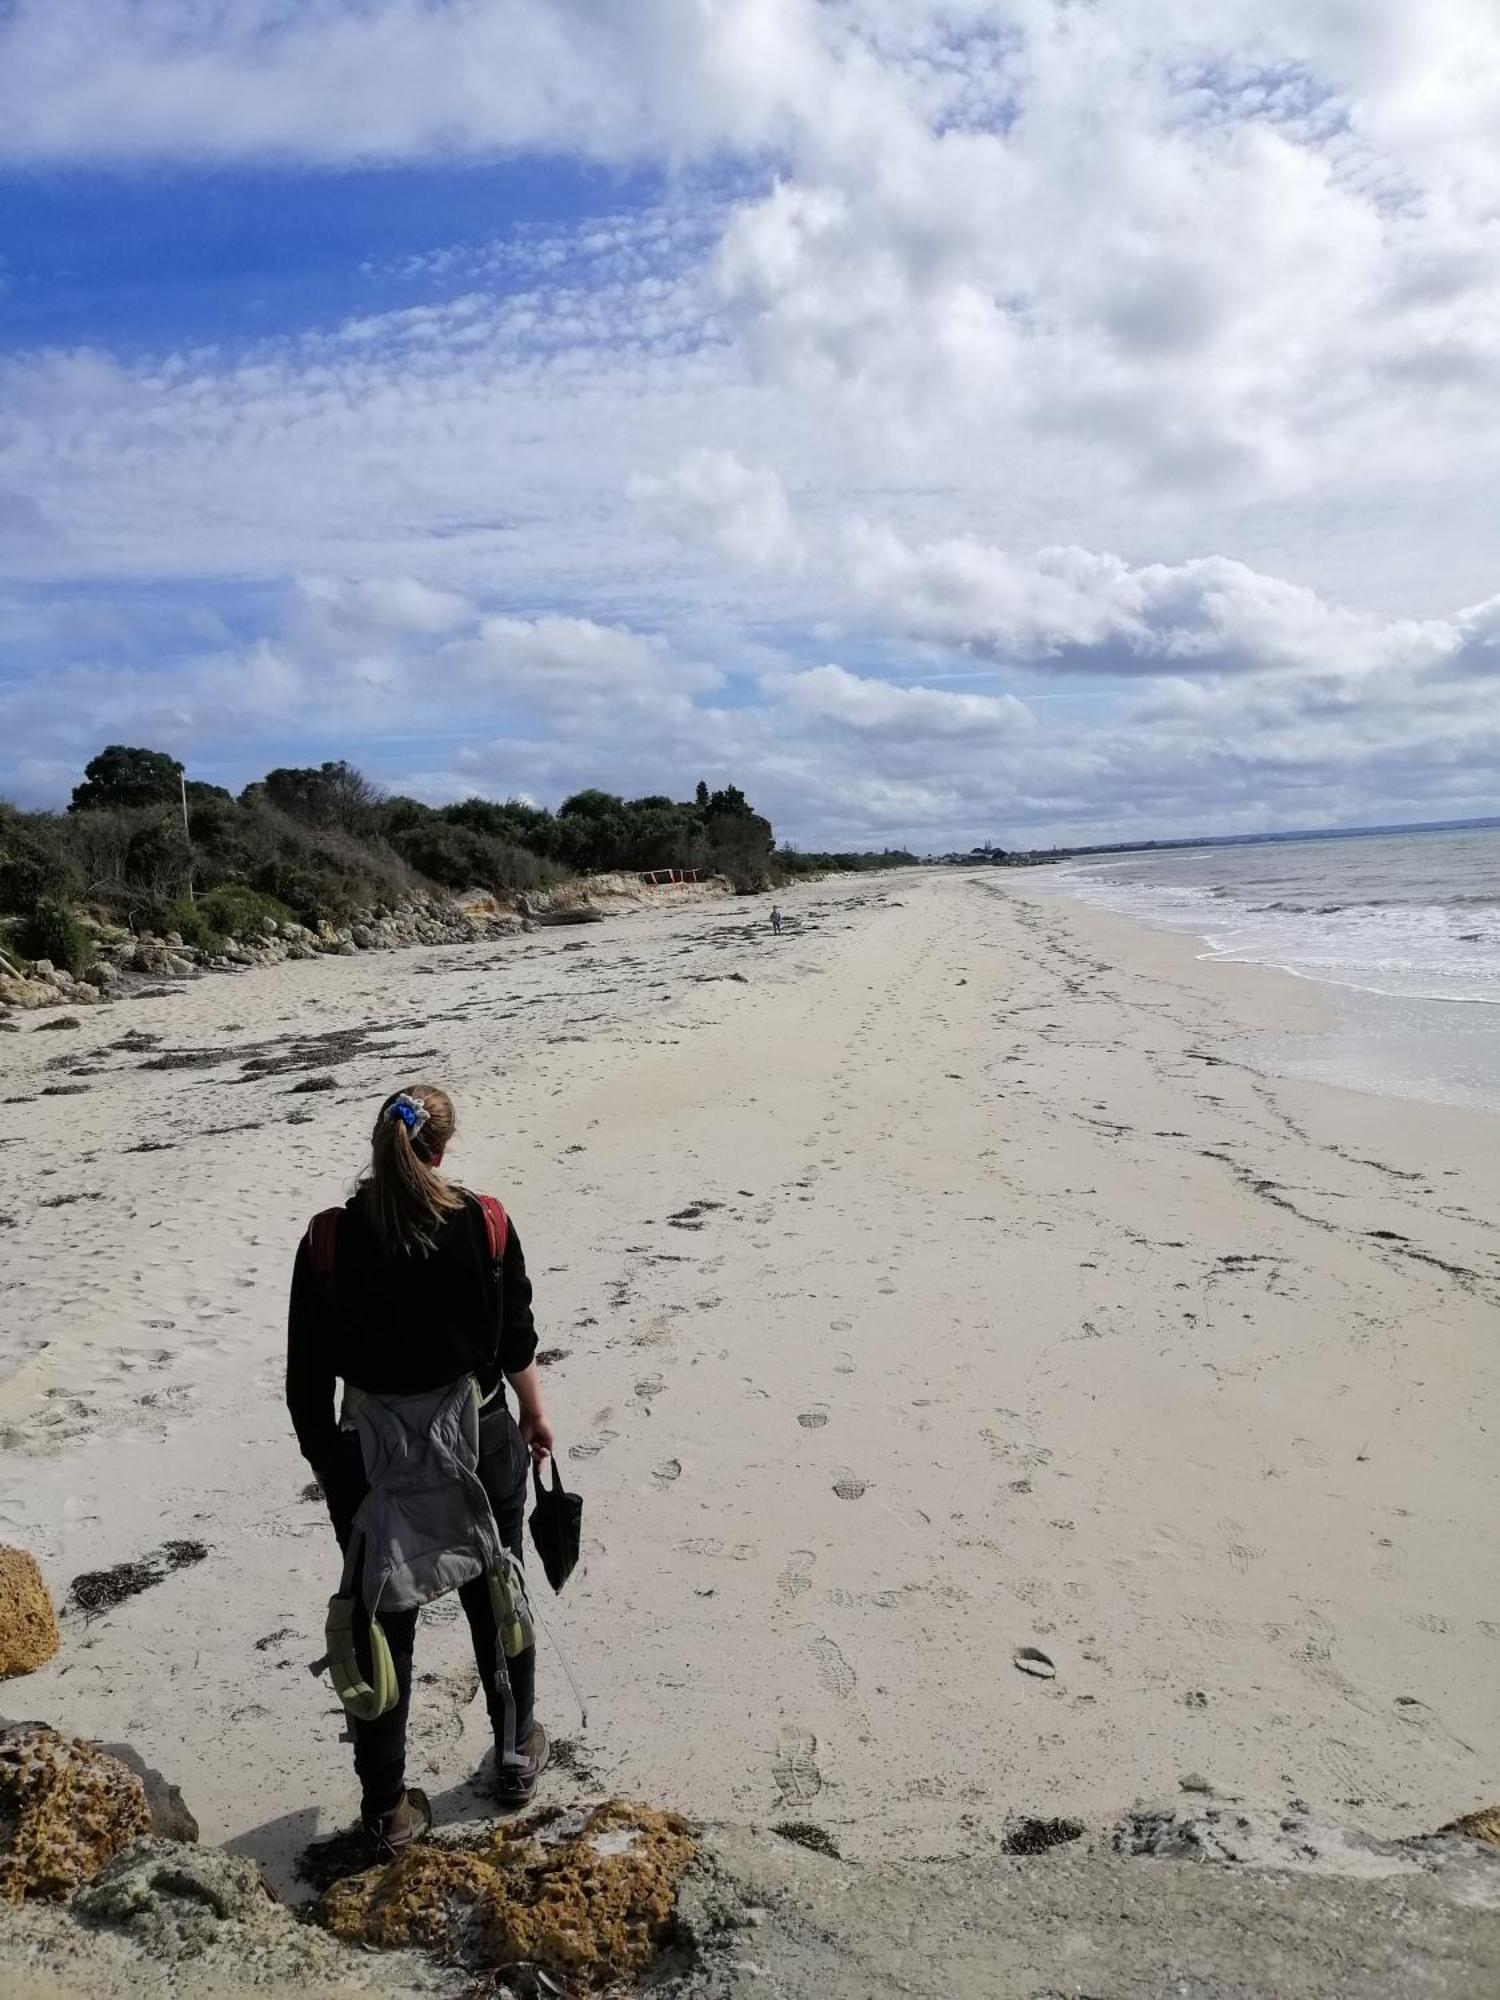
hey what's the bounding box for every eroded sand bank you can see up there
[2,871,1496,1892]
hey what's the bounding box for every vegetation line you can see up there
[2,745,916,976]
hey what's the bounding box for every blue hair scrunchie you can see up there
[386,1095,425,1132]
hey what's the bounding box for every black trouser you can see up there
[326,1400,536,1819]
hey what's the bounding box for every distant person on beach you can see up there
[770,904,784,935]
[286,1084,555,1852]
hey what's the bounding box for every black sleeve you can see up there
[499,1220,538,1374]
[286,1237,342,1472]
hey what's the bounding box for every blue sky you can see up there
[0,2,1496,849]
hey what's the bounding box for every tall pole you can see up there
[180,768,195,904]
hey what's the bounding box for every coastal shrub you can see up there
[155,899,226,955]
[21,899,93,977]
[124,819,194,899]
[391,821,551,895]
[194,885,293,939]
[0,855,48,916]
[250,860,362,928]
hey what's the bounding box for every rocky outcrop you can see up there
[0,1837,448,1995]
[0,1725,151,1904]
[0,1549,60,1678]
[90,1742,198,1845]
[318,1797,695,1987]
[669,1813,1500,2000]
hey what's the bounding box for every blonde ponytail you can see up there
[365,1085,462,1256]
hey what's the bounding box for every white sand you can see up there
[2,872,1497,1891]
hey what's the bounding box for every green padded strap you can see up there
[325,1594,399,1722]
[487,1559,535,1662]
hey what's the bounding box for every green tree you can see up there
[69,745,183,813]
[124,818,194,899]
[261,760,382,830]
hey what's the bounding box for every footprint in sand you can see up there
[1223,1536,1262,1576]
[797,1405,829,1430]
[832,1471,868,1502]
[569,1430,619,1461]
[778,1551,814,1600]
[1392,1694,1479,1755]
[810,1636,855,1698]
[634,1374,665,1403]
[652,1458,682,1486]
[406,1660,480,1764]
[772,1726,823,1807]
[833,1351,855,1376]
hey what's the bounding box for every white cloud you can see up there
[630,448,802,571]
[839,522,1464,676]
[770,662,1033,737]
[2,3,1499,846]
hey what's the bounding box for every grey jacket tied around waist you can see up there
[327,1374,535,1757]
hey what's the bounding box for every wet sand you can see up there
[2,871,1496,1891]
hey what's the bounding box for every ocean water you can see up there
[1045,825,1500,1113]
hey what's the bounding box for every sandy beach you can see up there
[2,870,1496,1894]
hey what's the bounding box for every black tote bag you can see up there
[528,1456,582,1593]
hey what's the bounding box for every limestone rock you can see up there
[0,1547,60,1677]
[318,1797,695,1985]
[92,1742,198,1843]
[0,1724,151,1903]
[0,975,62,1010]
[1443,1807,1500,1849]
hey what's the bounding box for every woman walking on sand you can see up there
[286,1084,555,1852]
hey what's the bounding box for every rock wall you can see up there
[0,873,732,1017]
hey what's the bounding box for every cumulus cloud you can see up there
[770,662,1033,737]
[840,523,1463,677]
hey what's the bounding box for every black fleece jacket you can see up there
[285,1189,538,1475]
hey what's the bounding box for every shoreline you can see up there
[2,869,1496,1902]
[1034,864,1500,1118]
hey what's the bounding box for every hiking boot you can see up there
[495,1722,550,1809]
[362,1786,432,1856]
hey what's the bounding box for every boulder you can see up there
[0,976,61,1010]
[0,1724,151,1904]
[90,1743,198,1843]
[131,939,171,975]
[32,958,55,978]
[318,1798,695,1985]
[0,1549,60,1677]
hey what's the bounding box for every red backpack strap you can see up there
[475,1194,509,1262]
[306,1208,342,1281]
